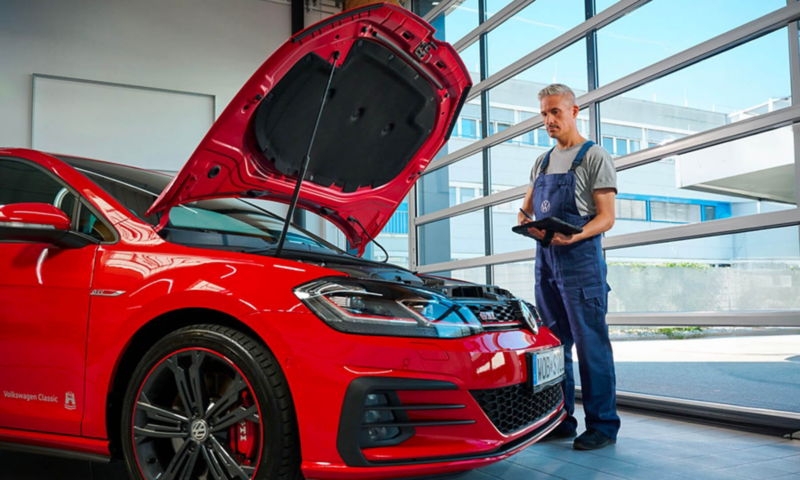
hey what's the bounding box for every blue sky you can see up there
[437,0,791,114]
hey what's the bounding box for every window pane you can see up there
[602,136,614,153]
[490,110,589,192]
[537,129,551,147]
[418,152,482,216]
[608,127,796,237]
[487,0,585,75]
[630,139,640,152]
[461,118,478,139]
[607,226,800,313]
[0,160,76,223]
[428,267,487,285]
[430,0,480,45]
[607,331,800,414]
[493,260,536,303]
[492,198,533,255]
[418,210,485,265]
[487,39,588,129]
[616,138,628,156]
[598,0,786,85]
[599,29,791,157]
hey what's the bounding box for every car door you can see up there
[0,157,105,435]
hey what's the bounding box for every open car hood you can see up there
[147,4,471,255]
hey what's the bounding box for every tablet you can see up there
[512,217,583,246]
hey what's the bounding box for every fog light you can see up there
[367,426,400,441]
[365,393,388,407]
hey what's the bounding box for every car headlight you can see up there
[293,277,483,338]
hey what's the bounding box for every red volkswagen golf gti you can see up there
[0,5,565,479]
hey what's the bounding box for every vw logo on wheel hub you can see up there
[190,419,209,443]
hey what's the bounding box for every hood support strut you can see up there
[275,51,340,257]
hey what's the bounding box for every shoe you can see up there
[573,429,616,450]
[541,423,578,442]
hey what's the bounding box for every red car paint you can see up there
[0,5,564,479]
[148,4,471,255]
[0,148,564,478]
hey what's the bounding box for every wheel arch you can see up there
[104,307,284,457]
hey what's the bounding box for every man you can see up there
[518,84,620,450]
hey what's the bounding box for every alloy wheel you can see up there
[132,348,263,480]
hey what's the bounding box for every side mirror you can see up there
[0,203,98,248]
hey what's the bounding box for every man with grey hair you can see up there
[518,83,620,450]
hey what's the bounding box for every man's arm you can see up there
[549,188,615,246]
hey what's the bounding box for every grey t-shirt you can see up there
[529,141,617,216]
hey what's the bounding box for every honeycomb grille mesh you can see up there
[470,383,562,434]
[465,303,519,324]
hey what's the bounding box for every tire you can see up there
[120,324,302,480]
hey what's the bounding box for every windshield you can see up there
[59,156,344,253]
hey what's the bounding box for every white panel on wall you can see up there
[32,75,214,171]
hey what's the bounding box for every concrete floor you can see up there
[3,405,799,479]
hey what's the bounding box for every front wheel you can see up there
[120,324,301,480]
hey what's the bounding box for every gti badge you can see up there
[65,391,76,410]
[518,300,539,335]
[479,311,496,321]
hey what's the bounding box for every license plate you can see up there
[529,346,565,390]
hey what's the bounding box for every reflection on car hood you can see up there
[146,4,471,255]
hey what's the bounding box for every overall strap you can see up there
[569,140,596,172]
[539,147,557,175]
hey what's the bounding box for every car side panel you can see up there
[81,228,337,439]
[0,243,96,435]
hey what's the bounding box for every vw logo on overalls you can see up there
[541,200,551,212]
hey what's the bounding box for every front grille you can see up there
[465,303,521,327]
[470,383,562,434]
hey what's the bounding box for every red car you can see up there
[0,4,565,479]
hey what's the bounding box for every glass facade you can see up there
[401,0,800,415]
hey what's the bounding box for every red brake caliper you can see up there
[229,391,260,464]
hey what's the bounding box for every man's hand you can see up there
[517,209,533,226]
[527,227,545,240]
[549,232,575,246]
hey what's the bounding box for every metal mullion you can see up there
[615,104,800,171]
[423,0,462,22]
[603,208,800,251]
[578,1,800,107]
[607,311,800,328]
[417,208,800,273]
[416,185,527,226]
[418,248,537,273]
[428,114,544,173]
[452,0,537,52]
[408,185,418,270]
[430,1,800,172]
[467,0,650,102]
[788,0,800,253]
[585,0,600,144]
[421,104,800,226]
[479,0,492,284]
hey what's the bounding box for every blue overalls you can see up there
[533,141,621,439]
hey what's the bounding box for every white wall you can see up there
[0,0,298,149]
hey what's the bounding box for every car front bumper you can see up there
[246,311,565,480]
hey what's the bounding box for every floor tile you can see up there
[479,460,561,480]
[508,454,598,478]
[714,464,796,480]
